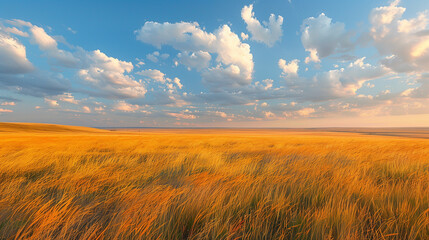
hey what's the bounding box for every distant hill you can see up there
[0,122,108,133]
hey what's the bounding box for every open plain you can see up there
[1,123,429,239]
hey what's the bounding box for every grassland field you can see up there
[1,122,429,239]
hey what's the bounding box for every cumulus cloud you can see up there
[137,69,167,83]
[30,26,57,50]
[146,52,159,62]
[192,80,287,107]
[81,106,91,113]
[138,70,178,94]
[94,106,104,112]
[173,77,183,89]
[167,112,197,120]
[135,59,145,67]
[167,95,189,107]
[1,101,16,106]
[202,64,250,90]
[2,21,79,68]
[280,57,389,101]
[370,0,429,73]
[296,107,315,116]
[278,59,299,77]
[214,111,228,118]
[301,13,354,63]
[0,108,13,113]
[280,106,318,118]
[261,79,273,90]
[2,22,146,100]
[44,98,59,107]
[29,26,79,67]
[241,4,283,47]
[78,50,147,99]
[402,73,429,98]
[135,21,253,89]
[0,33,34,74]
[57,93,79,104]
[113,101,140,112]
[146,51,169,63]
[3,27,29,37]
[177,51,211,70]
[1,19,197,116]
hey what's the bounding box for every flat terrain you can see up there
[0,122,109,133]
[109,127,429,139]
[1,123,429,239]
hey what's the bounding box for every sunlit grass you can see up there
[0,125,429,239]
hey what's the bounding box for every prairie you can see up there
[0,123,429,239]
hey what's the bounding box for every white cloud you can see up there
[136,22,215,50]
[57,93,79,104]
[177,51,211,70]
[113,101,140,112]
[2,22,148,99]
[1,102,15,106]
[44,98,59,107]
[241,4,283,47]
[278,59,299,77]
[5,19,33,28]
[167,112,197,120]
[0,33,34,74]
[136,61,145,67]
[166,95,189,107]
[94,106,104,112]
[215,111,228,118]
[296,108,315,116]
[301,13,354,63]
[282,107,316,118]
[264,111,275,118]
[310,58,388,100]
[135,22,253,89]
[30,26,57,50]
[146,51,159,62]
[137,69,167,83]
[241,32,249,40]
[370,0,429,72]
[29,26,79,67]
[0,108,13,113]
[78,50,147,99]
[146,51,168,63]
[3,27,29,37]
[202,64,249,89]
[3,22,78,68]
[280,57,388,101]
[262,79,273,90]
[403,73,429,98]
[82,106,91,113]
[173,77,183,89]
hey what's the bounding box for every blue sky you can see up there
[1,0,429,127]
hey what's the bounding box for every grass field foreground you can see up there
[1,124,429,239]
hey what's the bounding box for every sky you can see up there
[1,0,429,127]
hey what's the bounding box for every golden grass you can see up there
[1,123,429,239]
[0,122,108,133]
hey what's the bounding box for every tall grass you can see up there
[0,130,429,239]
